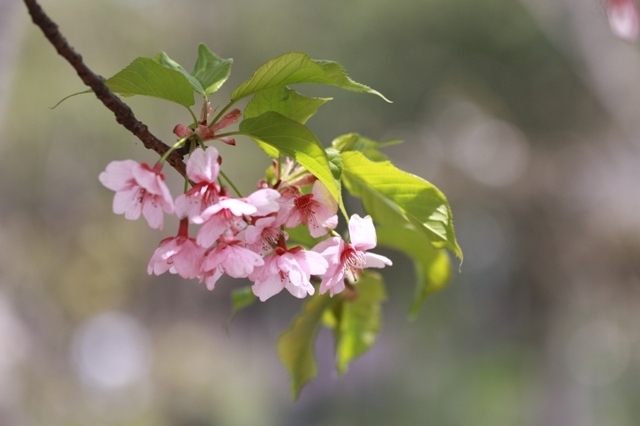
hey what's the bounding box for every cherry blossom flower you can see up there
[606,0,639,41]
[200,237,265,290]
[99,160,174,230]
[147,219,205,279]
[250,246,328,301]
[277,181,338,237]
[239,216,287,255]
[313,214,392,296]
[194,188,280,247]
[175,148,222,220]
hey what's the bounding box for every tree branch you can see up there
[23,0,187,178]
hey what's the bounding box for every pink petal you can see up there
[252,275,285,301]
[364,252,393,268]
[223,246,264,277]
[246,189,281,216]
[285,279,314,299]
[187,148,220,184]
[296,250,328,276]
[98,160,137,191]
[204,268,224,291]
[141,195,165,230]
[217,198,258,217]
[311,181,338,212]
[132,163,162,194]
[172,240,205,279]
[312,236,343,261]
[319,271,346,296]
[175,192,201,220]
[196,215,228,247]
[113,187,142,219]
[147,238,179,275]
[348,214,377,250]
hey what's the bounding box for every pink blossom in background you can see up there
[99,160,174,230]
[313,214,392,296]
[606,0,639,41]
[276,181,338,237]
[250,246,328,301]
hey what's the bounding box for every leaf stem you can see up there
[185,105,198,124]
[209,99,238,129]
[219,170,243,197]
[159,136,189,164]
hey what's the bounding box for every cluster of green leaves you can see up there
[100,44,461,398]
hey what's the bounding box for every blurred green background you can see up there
[2,0,640,424]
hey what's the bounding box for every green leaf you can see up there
[286,225,319,249]
[231,286,257,315]
[244,86,331,124]
[191,44,233,95]
[105,57,195,107]
[377,225,452,319]
[155,51,206,95]
[326,148,343,208]
[332,133,403,162]
[330,272,387,375]
[278,293,339,399]
[231,52,390,102]
[224,286,257,332]
[326,147,343,181]
[239,112,344,212]
[341,151,462,260]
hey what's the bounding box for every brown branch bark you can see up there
[23,0,187,178]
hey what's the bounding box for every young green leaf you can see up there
[328,272,387,375]
[155,51,206,95]
[105,57,195,107]
[341,151,462,260]
[332,133,403,162]
[277,293,339,399]
[231,52,390,102]
[239,112,344,213]
[191,44,233,95]
[376,225,452,319]
[244,86,331,124]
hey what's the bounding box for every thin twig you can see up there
[22,0,187,178]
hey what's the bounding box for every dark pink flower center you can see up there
[341,244,366,272]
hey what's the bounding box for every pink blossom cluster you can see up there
[99,147,391,301]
